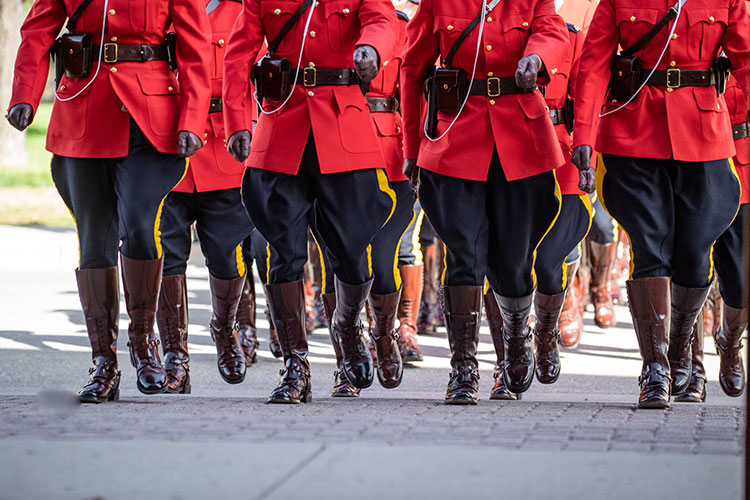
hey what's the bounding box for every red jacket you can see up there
[726,75,749,203]
[9,0,212,158]
[176,0,245,193]
[573,0,750,162]
[400,0,569,182]
[369,16,407,182]
[545,24,584,195]
[223,0,398,174]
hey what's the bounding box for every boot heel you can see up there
[109,388,120,401]
[181,384,191,394]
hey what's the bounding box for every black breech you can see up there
[419,213,438,248]
[160,188,254,279]
[588,194,617,244]
[242,230,270,281]
[243,133,393,286]
[535,194,592,295]
[714,203,747,308]
[51,120,187,269]
[418,151,560,297]
[597,153,740,287]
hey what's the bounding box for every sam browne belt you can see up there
[94,42,169,64]
[209,96,223,114]
[366,96,399,113]
[733,121,749,140]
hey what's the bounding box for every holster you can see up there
[712,56,730,96]
[562,97,574,135]
[424,74,438,137]
[165,32,178,71]
[251,56,292,102]
[608,54,642,102]
[52,32,93,79]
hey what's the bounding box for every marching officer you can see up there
[156,0,254,394]
[401,0,570,404]
[223,0,398,404]
[572,0,750,409]
[677,73,750,402]
[7,0,211,402]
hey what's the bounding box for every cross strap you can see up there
[268,0,314,56]
[443,0,502,68]
[622,0,687,57]
[66,0,95,31]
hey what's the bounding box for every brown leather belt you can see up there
[548,107,570,126]
[641,68,715,89]
[210,96,222,114]
[93,42,169,64]
[468,77,536,97]
[733,121,749,140]
[294,67,361,87]
[366,96,399,113]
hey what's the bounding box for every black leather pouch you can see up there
[608,54,642,102]
[54,32,93,79]
[434,67,467,113]
[252,56,292,102]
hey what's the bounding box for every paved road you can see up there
[0,225,745,500]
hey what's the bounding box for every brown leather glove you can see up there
[403,158,419,192]
[177,131,202,158]
[6,103,33,131]
[353,45,379,83]
[571,145,596,194]
[227,129,251,162]
[515,54,543,90]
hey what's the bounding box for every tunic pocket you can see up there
[324,0,360,53]
[137,72,180,137]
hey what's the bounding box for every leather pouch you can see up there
[608,54,642,102]
[54,32,93,79]
[434,67,467,113]
[252,56,292,102]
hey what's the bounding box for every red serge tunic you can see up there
[726,75,750,204]
[399,0,570,182]
[573,0,750,162]
[368,16,408,182]
[9,0,212,158]
[222,0,398,174]
[175,0,245,193]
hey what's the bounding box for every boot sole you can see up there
[490,392,521,401]
[165,383,191,394]
[674,394,706,403]
[445,397,478,405]
[79,388,120,404]
[137,382,167,395]
[267,393,312,404]
[218,366,247,385]
[638,400,670,409]
[331,392,360,398]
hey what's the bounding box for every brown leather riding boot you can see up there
[588,241,617,328]
[443,286,482,404]
[397,264,424,362]
[236,269,259,365]
[485,292,519,400]
[332,277,375,389]
[369,290,404,389]
[675,313,706,403]
[209,275,247,384]
[121,255,168,395]
[626,277,671,409]
[668,283,711,394]
[714,304,747,397]
[534,291,566,385]
[418,246,439,335]
[304,273,316,333]
[265,281,312,404]
[258,265,282,358]
[323,293,359,397]
[76,267,122,403]
[559,260,583,348]
[157,274,190,394]
[497,293,535,394]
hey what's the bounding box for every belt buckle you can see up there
[103,42,118,64]
[303,67,317,87]
[487,76,501,98]
[666,68,680,90]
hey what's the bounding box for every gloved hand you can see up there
[403,158,419,192]
[6,103,33,131]
[571,145,596,194]
[353,45,379,83]
[515,54,543,90]
[227,129,251,162]
[177,131,203,158]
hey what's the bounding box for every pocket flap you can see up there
[137,72,179,96]
[261,1,298,17]
[333,86,365,112]
[687,8,728,26]
[615,8,660,25]
[372,113,400,137]
[324,0,358,18]
[517,94,547,119]
[693,87,720,112]
[502,14,532,32]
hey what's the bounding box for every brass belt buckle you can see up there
[103,42,118,64]
[666,68,681,90]
[487,76,501,98]
[303,67,317,87]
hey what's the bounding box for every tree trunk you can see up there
[0,0,28,168]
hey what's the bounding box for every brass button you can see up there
[168,86,174,92]
[486,45,492,51]
[447,25,454,31]
[671,33,678,39]
[717,103,721,110]
[629,15,636,22]
[204,133,208,138]
[308,62,315,67]
[522,21,529,28]
[218,39,225,46]
[110,36,117,42]
[396,126,401,133]
[443,84,449,90]
[315,1,319,5]
[487,71,494,77]
[709,15,715,22]
[550,68,558,75]
[666,87,673,93]
[274,8,281,15]
[489,99,496,105]
[383,60,389,67]
[60,85,66,91]
[309,31,316,37]
[670,60,676,67]
[307,90,314,96]
[110,67,117,73]
[108,8,115,15]
[342,8,350,14]
[486,16,492,22]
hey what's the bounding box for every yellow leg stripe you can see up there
[411,207,426,265]
[154,158,190,259]
[707,157,742,284]
[440,240,447,285]
[235,244,246,277]
[532,171,563,289]
[483,277,490,295]
[366,243,373,278]
[310,230,327,294]
[265,242,271,283]
[376,169,397,229]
